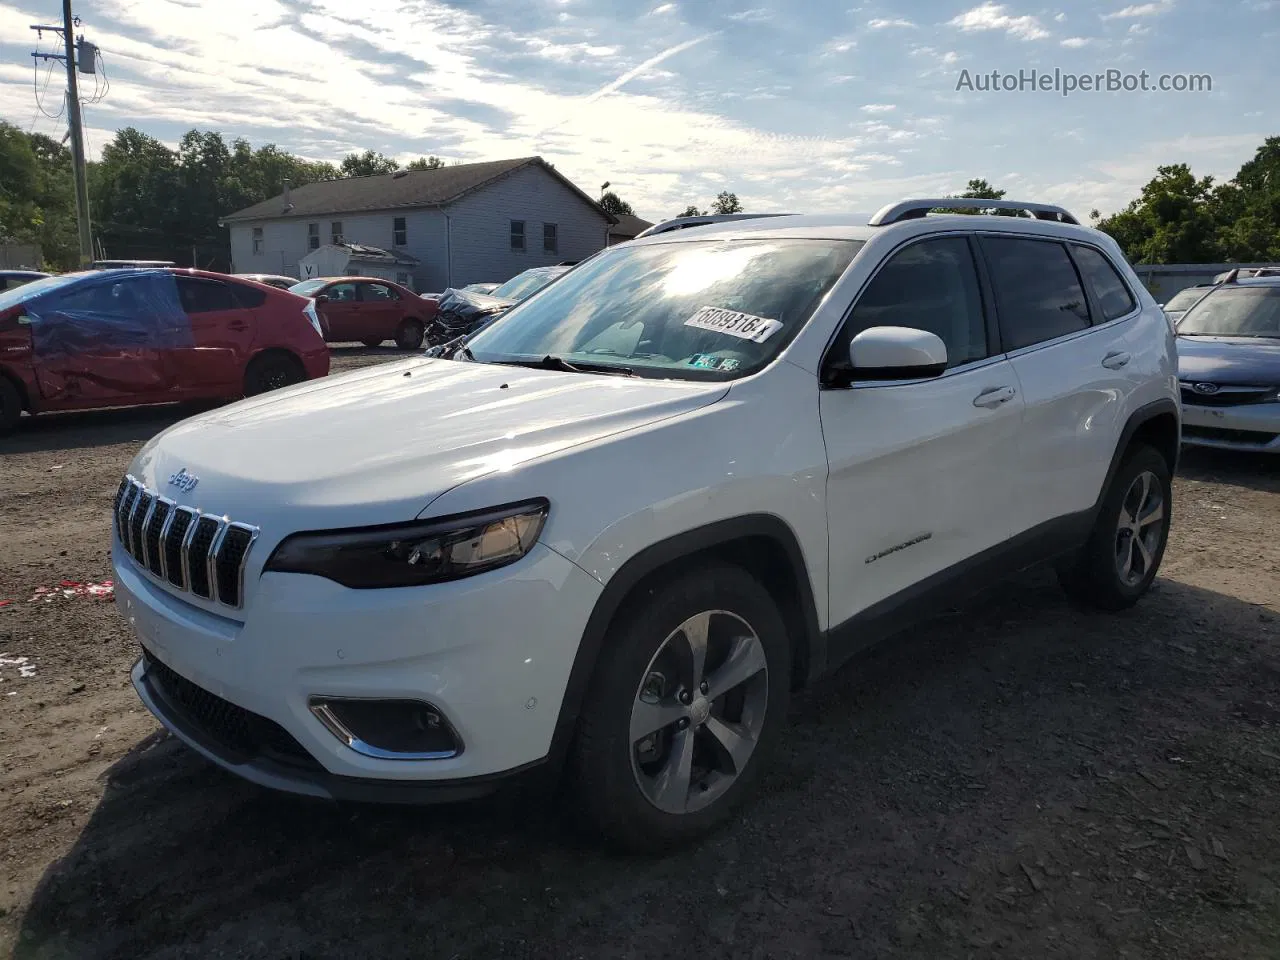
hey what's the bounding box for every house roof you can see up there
[224,156,616,224]
[299,242,419,265]
[608,213,654,239]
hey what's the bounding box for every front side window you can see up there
[252,227,263,254]
[324,282,359,302]
[839,236,988,368]
[331,221,344,245]
[543,223,558,254]
[510,220,525,251]
[307,223,320,250]
[393,217,407,247]
[468,238,861,380]
[1177,286,1280,338]
[1072,245,1136,321]
[982,237,1090,350]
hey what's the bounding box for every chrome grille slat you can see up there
[115,474,257,610]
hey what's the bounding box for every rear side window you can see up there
[175,277,237,314]
[1072,246,1136,321]
[842,236,989,368]
[982,237,1090,350]
[231,283,267,308]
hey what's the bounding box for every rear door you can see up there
[26,275,176,404]
[170,275,258,392]
[978,235,1133,531]
[822,235,1025,627]
[314,281,360,341]
[356,281,403,340]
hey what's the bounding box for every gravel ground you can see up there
[1,349,1278,959]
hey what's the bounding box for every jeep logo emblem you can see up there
[167,468,199,493]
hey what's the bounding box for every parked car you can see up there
[90,259,176,269]
[462,282,500,295]
[0,269,329,432]
[111,198,1178,850]
[1161,283,1213,323]
[289,276,436,349]
[0,270,50,291]
[1176,273,1280,453]
[426,266,571,347]
[235,273,297,290]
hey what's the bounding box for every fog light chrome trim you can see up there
[308,698,462,761]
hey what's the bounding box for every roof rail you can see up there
[868,198,1080,226]
[634,212,794,239]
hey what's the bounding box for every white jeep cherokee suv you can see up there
[112,199,1179,849]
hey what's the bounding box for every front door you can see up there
[821,235,1024,633]
[26,274,175,405]
[315,281,361,341]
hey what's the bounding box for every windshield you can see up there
[466,238,862,380]
[1163,287,1209,312]
[0,273,85,312]
[491,270,561,301]
[289,279,328,296]
[1177,286,1280,338]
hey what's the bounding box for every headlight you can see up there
[264,500,549,588]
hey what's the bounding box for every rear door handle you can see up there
[973,386,1016,408]
[1102,351,1131,369]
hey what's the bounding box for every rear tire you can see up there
[395,319,424,350]
[244,352,304,397]
[570,564,791,852]
[1057,444,1172,611]
[0,376,22,434]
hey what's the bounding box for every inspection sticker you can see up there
[683,306,782,343]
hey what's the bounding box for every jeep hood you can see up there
[129,358,728,527]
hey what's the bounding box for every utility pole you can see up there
[31,3,94,267]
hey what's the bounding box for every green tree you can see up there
[711,191,742,214]
[600,190,635,216]
[406,156,445,171]
[340,150,400,177]
[1095,164,1222,264]
[678,204,704,217]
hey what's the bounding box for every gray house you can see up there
[223,157,615,291]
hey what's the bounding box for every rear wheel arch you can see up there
[546,515,823,771]
[243,348,305,395]
[1096,399,1180,508]
[0,366,32,413]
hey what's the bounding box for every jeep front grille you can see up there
[113,476,258,609]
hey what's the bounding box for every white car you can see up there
[111,199,1179,849]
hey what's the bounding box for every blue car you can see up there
[1176,273,1280,453]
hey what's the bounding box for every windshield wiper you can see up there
[497,354,634,376]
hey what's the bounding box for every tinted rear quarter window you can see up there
[1072,246,1136,321]
[175,277,238,313]
[982,237,1091,350]
[230,282,267,308]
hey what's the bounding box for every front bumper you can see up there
[1182,402,1280,453]
[114,538,602,796]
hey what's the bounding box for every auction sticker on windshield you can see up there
[683,306,782,343]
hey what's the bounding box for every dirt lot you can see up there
[2,348,1278,959]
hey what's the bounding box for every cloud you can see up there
[868,17,915,28]
[1060,36,1091,46]
[861,103,897,113]
[579,35,713,105]
[650,3,676,13]
[727,8,772,22]
[1101,1,1172,18]
[947,3,1050,40]
[1054,11,1067,20]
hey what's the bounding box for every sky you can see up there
[0,0,1275,222]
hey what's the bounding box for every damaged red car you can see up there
[0,269,329,433]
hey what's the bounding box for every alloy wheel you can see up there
[1115,469,1165,587]
[629,610,769,815]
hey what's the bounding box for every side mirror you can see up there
[847,326,947,381]
[314,294,329,303]
[16,313,31,326]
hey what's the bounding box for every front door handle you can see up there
[1102,350,1131,369]
[973,386,1016,408]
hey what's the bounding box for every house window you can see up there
[252,227,263,254]
[307,223,319,250]
[331,221,343,245]
[395,271,411,286]
[510,220,525,251]
[393,216,407,247]
[543,223,558,254]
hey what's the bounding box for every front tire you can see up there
[361,337,383,348]
[1057,444,1172,610]
[395,319,424,350]
[244,352,304,396]
[571,564,791,851]
[0,376,23,434]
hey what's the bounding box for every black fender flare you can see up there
[543,514,823,770]
[1094,397,1180,513]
